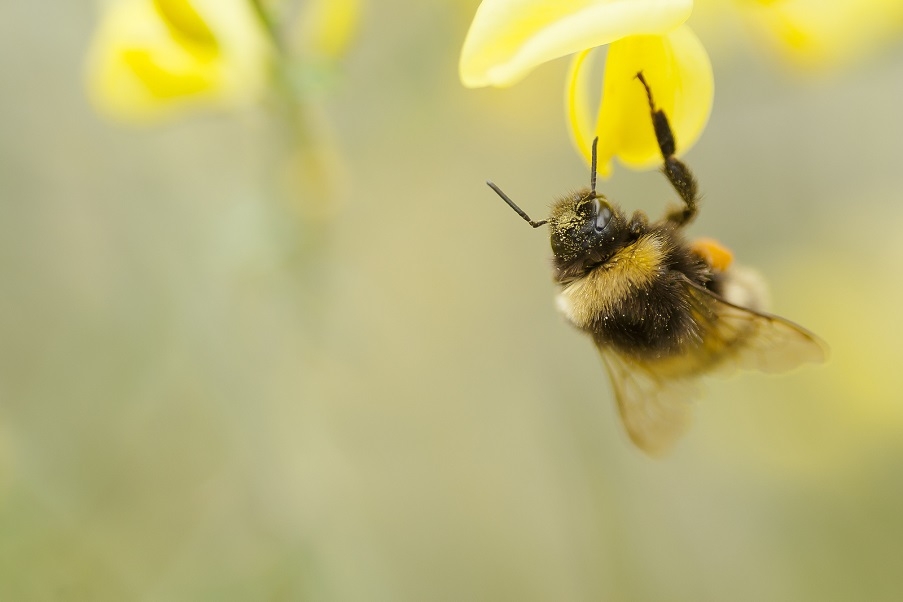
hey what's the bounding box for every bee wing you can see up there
[597,277,826,456]
[682,277,829,375]
[598,349,699,456]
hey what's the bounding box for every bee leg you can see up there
[629,210,649,237]
[635,72,700,227]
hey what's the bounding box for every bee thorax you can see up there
[555,234,665,330]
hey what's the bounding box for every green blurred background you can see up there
[2,1,903,600]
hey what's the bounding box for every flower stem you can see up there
[249,0,282,51]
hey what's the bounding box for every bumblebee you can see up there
[487,73,827,455]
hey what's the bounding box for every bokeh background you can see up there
[2,1,903,600]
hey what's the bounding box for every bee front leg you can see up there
[629,210,649,237]
[635,72,700,228]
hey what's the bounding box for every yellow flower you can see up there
[86,0,273,123]
[742,0,903,70]
[460,0,713,176]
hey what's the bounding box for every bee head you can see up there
[486,137,630,279]
[548,189,629,276]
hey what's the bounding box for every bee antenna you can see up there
[486,181,548,228]
[590,136,599,195]
[634,70,654,107]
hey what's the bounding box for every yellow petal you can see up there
[460,0,693,88]
[86,0,272,123]
[566,48,607,175]
[153,0,219,48]
[587,26,712,173]
[119,47,218,100]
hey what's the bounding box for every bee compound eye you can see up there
[594,204,612,234]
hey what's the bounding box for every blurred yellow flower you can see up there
[292,0,361,62]
[691,0,903,71]
[86,0,273,122]
[743,0,903,70]
[459,0,713,176]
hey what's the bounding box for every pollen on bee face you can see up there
[548,189,595,222]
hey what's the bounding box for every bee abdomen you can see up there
[590,277,702,358]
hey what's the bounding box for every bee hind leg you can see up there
[635,72,700,227]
